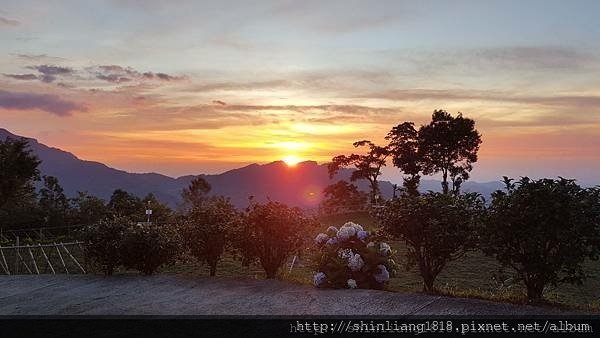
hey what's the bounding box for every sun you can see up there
[282,155,301,166]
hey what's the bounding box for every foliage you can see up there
[80,216,130,275]
[236,201,316,278]
[481,177,600,303]
[71,191,108,225]
[107,189,144,220]
[181,176,211,211]
[377,192,484,293]
[320,180,368,214]
[312,222,396,290]
[328,140,389,203]
[0,137,40,209]
[142,193,173,224]
[418,110,481,194]
[386,122,421,196]
[119,222,181,275]
[182,196,240,276]
[39,175,71,227]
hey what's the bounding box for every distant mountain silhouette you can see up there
[0,128,503,208]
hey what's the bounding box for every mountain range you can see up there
[0,128,504,208]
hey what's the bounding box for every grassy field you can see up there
[164,211,600,312]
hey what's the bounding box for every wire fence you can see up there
[0,241,86,275]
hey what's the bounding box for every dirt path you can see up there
[0,275,567,315]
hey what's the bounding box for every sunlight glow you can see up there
[282,155,302,166]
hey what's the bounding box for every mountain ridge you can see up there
[0,128,503,208]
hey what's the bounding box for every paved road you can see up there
[0,275,567,315]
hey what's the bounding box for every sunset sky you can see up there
[1,1,599,184]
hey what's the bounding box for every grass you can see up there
[161,211,600,312]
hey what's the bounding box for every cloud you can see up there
[89,65,184,83]
[25,65,75,83]
[212,100,227,106]
[12,53,66,62]
[0,90,84,116]
[3,73,39,80]
[0,16,20,26]
[356,88,600,110]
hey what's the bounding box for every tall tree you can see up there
[418,110,481,194]
[107,189,144,220]
[39,175,70,227]
[386,122,421,196]
[71,191,108,225]
[181,176,211,210]
[328,140,389,203]
[0,137,40,209]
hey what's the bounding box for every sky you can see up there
[1,0,599,184]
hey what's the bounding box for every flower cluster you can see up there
[312,222,395,290]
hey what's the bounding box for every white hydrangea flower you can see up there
[357,230,368,241]
[337,225,356,241]
[343,221,364,232]
[325,237,338,246]
[347,253,365,271]
[337,248,354,260]
[326,226,338,234]
[313,272,326,286]
[374,265,390,283]
[314,233,329,245]
[367,242,375,248]
[379,242,391,256]
[347,279,358,289]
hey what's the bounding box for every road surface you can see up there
[0,274,568,315]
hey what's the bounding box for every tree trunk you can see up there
[441,170,449,194]
[525,278,545,303]
[265,267,278,279]
[209,263,217,277]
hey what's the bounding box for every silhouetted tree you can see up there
[386,122,421,196]
[0,182,42,230]
[418,110,481,194]
[481,177,600,303]
[320,180,368,214]
[142,193,173,224]
[107,189,144,220]
[377,192,484,293]
[183,196,239,276]
[38,175,70,227]
[0,137,40,209]
[181,176,211,210]
[328,140,389,203]
[71,191,108,225]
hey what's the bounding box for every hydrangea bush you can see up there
[312,222,395,290]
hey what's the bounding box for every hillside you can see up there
[0,128,502,208]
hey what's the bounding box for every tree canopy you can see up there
[0,137,40,209]
[328,140,389,203]
[418,110,481,194]
[481,177,600,302]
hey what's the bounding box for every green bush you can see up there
[377,192,484,293]
[313,222,395,289]
[119,223,181,275]
[182,196,240,276]
[482,177,600,303]
[236,201,317,279]
[80,216,129,275]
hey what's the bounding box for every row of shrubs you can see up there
[80,197,317,277]
[80,177,600,304]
